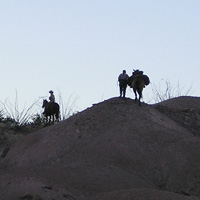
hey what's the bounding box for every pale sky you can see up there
[0,0,200,114]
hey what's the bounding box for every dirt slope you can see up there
[0,97,200,200]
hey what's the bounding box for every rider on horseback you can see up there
[49,90,55,103]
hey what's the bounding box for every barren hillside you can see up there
[0,96,200,200]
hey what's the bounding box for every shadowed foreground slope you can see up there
[0,97,200,200]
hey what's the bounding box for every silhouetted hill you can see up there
[0,97,200,200]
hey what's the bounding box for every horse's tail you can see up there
[133,76,145,95]
[135,80,143,97]
[55,103,60,120]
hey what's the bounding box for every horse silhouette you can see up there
[42,99,60,122]
[128,70,150,105]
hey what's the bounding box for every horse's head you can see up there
[42,99,48,108]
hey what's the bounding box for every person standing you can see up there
[118,70,129,98]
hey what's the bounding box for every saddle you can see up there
[128,70,150,87]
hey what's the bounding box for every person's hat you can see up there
[49,90,53,93]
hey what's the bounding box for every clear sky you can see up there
[0,0,200,114]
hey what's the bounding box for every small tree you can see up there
[58,92,78,120]
[151,79,193,103]
[0,91,43,127]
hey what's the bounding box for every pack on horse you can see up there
[128,70,150,105]
[42,99,60,122]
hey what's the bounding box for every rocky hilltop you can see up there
[0,96,200,200]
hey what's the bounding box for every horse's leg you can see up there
[45,116,50,124]
[55,112,59,122]
[133,88,137,101]
[138,88,143,106]
[49,116,51,123]
[138,95,141,105]
[135,92,137,101]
